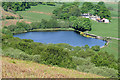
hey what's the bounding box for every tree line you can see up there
[69,16,92,31]
[2,19,67,35]
[2,2,56,11]
[53,2,111,20]
[2,16,92,35]
[53,2,81,20]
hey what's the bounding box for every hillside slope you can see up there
[1,7,32,27]
[2,57,105,78]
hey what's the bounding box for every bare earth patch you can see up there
[2,19,32,27]
[2,10,20,19]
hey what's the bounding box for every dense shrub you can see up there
[41,45,76,69]
[94,1,111,20]
[73,57,118,78]
[91,45,100,51]
[2,47,42,63]
[30,22,41,29]
[81,2,94,14]
[2,2,31,11]
[72,48,96,58]
[46,2,56,6]
[91,51,118,70]
[2,19,68,35]
[6,16,16,19]
[2,22,32,34]
[19,15,23,19]
[69,16,92,31]
[22,39,34,43]
[53,2,81,20]
[2,28,13,36]
[40,19,60,28]
[58,20,70,28]
[2,36,76,69]
[2,47,31,60]
[2,2,56,12]
[55,43,73,50]
[32,55,42,63]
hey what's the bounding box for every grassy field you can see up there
[16,4,62,22]
[17,11,51,22]
[88,18,118,38]
[105,2,118,17]
[101,39,118,59]
[2,57,104,78]
[25,4,62,13]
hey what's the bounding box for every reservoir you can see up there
[13,31,106,47]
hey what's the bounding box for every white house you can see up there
[101,18,109,23]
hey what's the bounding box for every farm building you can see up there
[101,18,109,23]
[81,13,109,23]
[81,13,90,18]
[89,15,100,21]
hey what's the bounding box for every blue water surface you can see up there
[13,31,106,47]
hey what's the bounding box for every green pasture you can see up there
[25,4,62,13]
[16,4,62,22]
[105,3,118,17]
[88,17,118,59]
[101,39,118,59]
[88,18,118,38]
[17,11,51,22]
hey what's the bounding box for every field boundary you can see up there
[27,11,52,15]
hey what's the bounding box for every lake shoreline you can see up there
[13,28,75,35]
[74,30,109,48]
[13,30,106,48]
[13,28,108,48]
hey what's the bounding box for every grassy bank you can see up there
[12,28,75,35]
[30,28,75,32]
[2,57,105,78]
[101,39,118,59]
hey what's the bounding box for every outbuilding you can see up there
[101,18,109,23]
